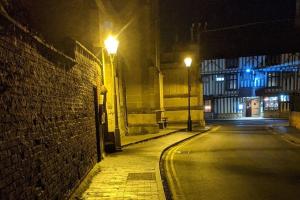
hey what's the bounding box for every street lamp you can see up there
[105,35,119,55]
[184,57,192,131]
[104,35,121,151]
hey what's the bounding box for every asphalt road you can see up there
[163,120,300,200]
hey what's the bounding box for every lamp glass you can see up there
[184,57,192,67]
[105,35,119,55]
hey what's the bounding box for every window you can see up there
[238,104,244,110]
[240,72,254,88]
[267,72,280,88]
[264,96,279,111]
[216,75,224,82]
[265,55,281,66]
[280,95,289,102]
[225,58,239,68]
[225,74,237,90]
[202,76,210,83]
[204,100,212,112]
[283,72,294,89]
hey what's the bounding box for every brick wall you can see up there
[0,14,102,199]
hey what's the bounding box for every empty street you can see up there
[163,120,300,200]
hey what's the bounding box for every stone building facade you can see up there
[290,91,300,130]
[161,43,205,127]
[0,11,104,200]
[98,0,163,135]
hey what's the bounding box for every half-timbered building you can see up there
[202,53,300,119]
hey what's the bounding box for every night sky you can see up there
[160,0,299,58]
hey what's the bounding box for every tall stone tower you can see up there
[98,0,162,135]
[120,0,162,135]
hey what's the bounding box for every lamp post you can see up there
[184,57,192,131]
[104,35,122,151]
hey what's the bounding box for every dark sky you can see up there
[160,0,299,57]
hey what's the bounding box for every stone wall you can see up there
[161,44,205,127]
[110,0,161,135]
[0,14,102,199]
[290,112,300,129]
[96,0,161,136]
[263,110,289,119]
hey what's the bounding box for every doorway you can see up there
[251,99,260,117]
[245,97,260,117]
[93,87,102,162]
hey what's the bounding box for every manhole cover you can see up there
[127,172,156,181]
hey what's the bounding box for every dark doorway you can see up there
[246,101,252,117]
[93,87,101,162]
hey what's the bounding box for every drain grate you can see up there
[127,172,156,181]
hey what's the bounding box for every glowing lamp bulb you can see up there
[104,35,119,55]
[184,57,192,68]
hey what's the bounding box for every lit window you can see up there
[280,95,289,102]
[216,75,224,82]
[204,100,212,112]
[264,96,279,111]
[238,104,244,110]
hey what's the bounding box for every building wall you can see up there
[106,0,161,135]
[290,112,300,129]
[161,44,205,126]
[210,97,244,118]
[202,53,300,119]
[0,14,102,199]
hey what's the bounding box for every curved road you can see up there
[163,120,300,200]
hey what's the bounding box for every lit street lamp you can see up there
[184,57,192,131]
[105,35,119,55]
[104,35,121,151]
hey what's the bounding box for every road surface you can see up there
[163,120,300,200]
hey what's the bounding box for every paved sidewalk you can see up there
[269,125,300,145]
[71,127,209,200]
